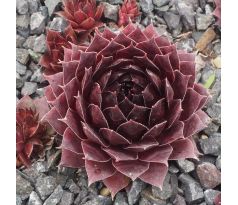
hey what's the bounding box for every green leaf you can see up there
[204,73,216,89]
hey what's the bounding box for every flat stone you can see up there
[16,171,34,200]
[139,197,152,205]
[163,12,181,30]
[49,17,68,32]
[39,6,49,17]
[182,182,204,204]
[16,34,26,47]
[203,122,219,136]
[199,0,206,10]
[66,179,81,194]
[16,14,30,32]
[169,164,179,174]
[27,0,39,14]
[30,12,46,34]
[33,34,46,53]
[176,0,196,30]
[23,35,36,49]
[195,13,214,30]
[21,82,37,96]
[16,195,22,205]
[35,176,57,200]
[34,161,48,173]
[199,134,221,156]
[173,194,186,205]
[141,189,166,205]
[196,162,221,189]
[30,68,44,83]
[73,187,88,204]
[43,185,64,205]
[178,173,196,185]
[176,38,195,53]
[153,0,170,7]
[108,0,123,4]
[82,196,112,205]
[127,179,146,205]
[16,73,24,88]
[45,0,62,17]
[204,189,221,205]
[22,70,33,81]
[17,0,28,14]
[59,191,74,205]
[176,159,195,173]
[28,191,42,205]
[16,48,30,65]
[152,174,173,200]
[216,155,221,170]
[206,103,221,124]
[16,61,27,75]
[28,49,42,63]
[102,3,119,22]
[139,0,154,14]
[114,192,128,205]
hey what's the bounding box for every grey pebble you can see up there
[17,0,29,15]
[16,171,34,200]
[114,192,128,205]
[16,195,23,205]
[82,196,112,205]
[203,122,219,136]
[176,38,195,53]
[27,0,39,14]
[139,0,154,14]
[23,35,36,50]
[16,34,26,47]
[17,14,30,37]
[204,189,221,205]
[195,13,214,30]
[22,70,33,81]
[152,174,173,201]
[108,0,123,4]
[30,12,46,34]
[45,0,62,17]
[16,61,27,75]
[66,179,81,194]
[28,191,42,205]
[59,191,74,205]
[34,34,46,53]
[50,17,68,32]
[176,159,195,173]
[173,194,186,205]
[31,69,44,83]
[153,0,170,7]
[182,182,204,204]
[163,12,181,30]
[176,1,196,30]
[21,82,37,96]
[216,155,221,170]
[127,179,146,205]
[102,3,119,22]
[199,133,221,156]
[206,103,221,124]
[43,185,64,205]
[16,48,30,65]
[35,175,57,200]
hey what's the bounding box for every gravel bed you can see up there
[16,0,221,204]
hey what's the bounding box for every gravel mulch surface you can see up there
[16,0,221,204]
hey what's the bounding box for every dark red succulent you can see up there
[118,0,140,27]
[16,96,53,167]
[44,24,210,198]
[40,25,78,75]
[213,0,221,26]
[57,0,104,37]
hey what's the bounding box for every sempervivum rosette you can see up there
[118,0,140,27]
[40,25,78,75]
[44,24,210,197]
[57,0,104,37]
[16,96,53,167]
